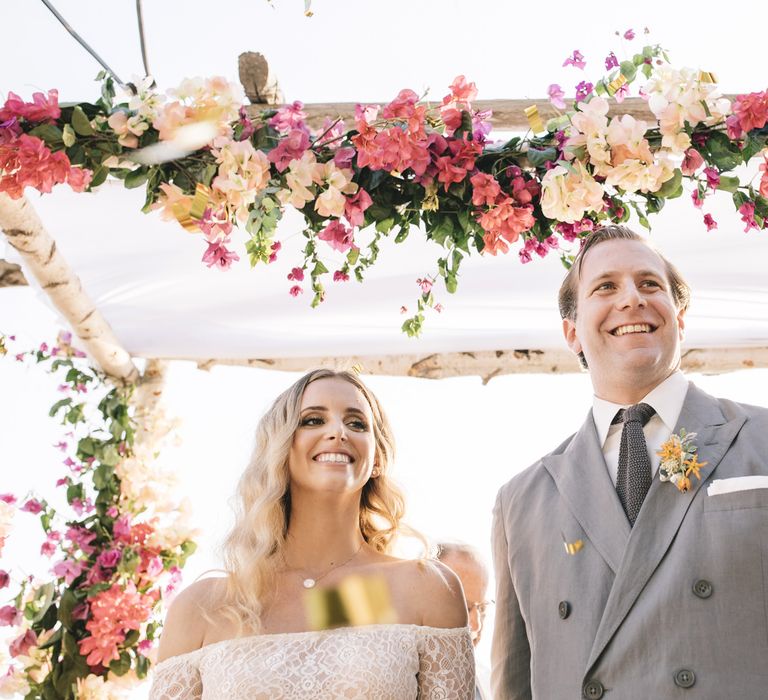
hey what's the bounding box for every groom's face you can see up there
[562,239,686,400]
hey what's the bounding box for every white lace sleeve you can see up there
[416,626,476,699]
[149,652,203,700]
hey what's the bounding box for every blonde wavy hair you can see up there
[218,369,413,633]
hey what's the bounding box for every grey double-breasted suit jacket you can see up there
[491,382,768,699]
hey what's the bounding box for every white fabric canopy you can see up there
[5,181,768,361]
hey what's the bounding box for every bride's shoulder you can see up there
[156,576,227,663]
[384,558,468,629]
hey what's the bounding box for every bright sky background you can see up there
[2,0,768,696]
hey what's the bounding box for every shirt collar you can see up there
[592,370,689,447]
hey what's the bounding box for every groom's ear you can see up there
[562,317,582,355]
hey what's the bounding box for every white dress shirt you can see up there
[592,370,690,486]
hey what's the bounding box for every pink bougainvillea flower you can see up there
[137,639,153,656]
[202,240,240,270]
[289,285,303,297]
[605,52,619,70]
[703,167,720,190]
[732,90,768,134]
[725,114,743,140]
[344,188,372,228]
[548,84,567,110]
[333,270,349,282]
[268,101,307,134]
[20,499,43,514]
[333,147,356,170]
[97,549,121,570]
[613,83,630,103]
[759,154,768,198]
[400,306,408,314]
[52,558,85,585]
[287,267,304,282]
[0,571,8,589]
[0,605,21,626]
[446,75,478,103]
[318,220,355,253]
[575,81,594,104]
[237,107,255,141]
[739,202,759,232]
[470,172,502,207]
[0,90,61,123]
[434,303,444,313]
[53,441,68,451]
[0,494,17,505]
[146,556,164,579]
[623,28,636,40]
[703,213,718,231]
[9,629,37,658]
[681,148,704,176]
[79,582,155,667]
[691,189,705,208]
[416,277,433,294]
[267,128,310,172]
[268,240,281,263]
[71,602,90,621]
[40,540,57,557]
[65,526,97,555]
[563,50,586,70]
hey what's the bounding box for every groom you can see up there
[491,225,768,699]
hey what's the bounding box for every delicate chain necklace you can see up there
[297,541,364,589]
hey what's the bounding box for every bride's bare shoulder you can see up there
[383,558,468,629]
[156,576,228,663]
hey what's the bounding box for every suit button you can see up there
[558,601,571,619]
[692,579,712,599]
[583,679,604,698]
[674,669,696,688]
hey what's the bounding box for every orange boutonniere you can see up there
[658,429,708,492]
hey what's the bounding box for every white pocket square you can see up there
[707,476,768,496]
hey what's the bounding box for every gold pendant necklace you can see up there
[300,541,364,589]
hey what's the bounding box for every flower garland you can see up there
[1,37,767,335]
[0,333,196,699]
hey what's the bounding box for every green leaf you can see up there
[716,176,740,193]
[93,464,113,489]
[311,260,329,276]
[124,167,149,189]
[429,216,455,246]
[655,168,683,199]
[526,147,558,168]
[394,226,410,243]
[445,273,458,294]
[619,61,637,82]
[705,131,743,171]
[29,123,63,146]
[71,106,95,136]
[346,248,360,265]
[49,397,72,417]
[110,651,132,676]
[58,589,78,628]
[89,165,109,188]
[375,217,395,233]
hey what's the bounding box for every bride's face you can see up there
[288,377,377,495]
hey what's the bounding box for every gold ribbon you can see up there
[698,70,718,84]
[524,105,545,135]
[304,574,397,630]
[171,182,211,232]
[607,74,627,96]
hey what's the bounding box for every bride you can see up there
[150,369,475,698]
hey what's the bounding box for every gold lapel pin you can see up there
[561,532,584,555]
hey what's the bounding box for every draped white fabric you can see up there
[5,182,768,361]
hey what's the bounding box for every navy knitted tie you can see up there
[614,403,656,526]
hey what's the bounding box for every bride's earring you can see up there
[371,465,380,478]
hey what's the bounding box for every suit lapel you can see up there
[543,412,630,575]
[586,384,746,671]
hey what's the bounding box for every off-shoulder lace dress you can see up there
[149,623,475,699]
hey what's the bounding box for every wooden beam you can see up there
[0,193,139,384]
[246,96,738,132]
[183,346,768,382]
[0,258,27,287]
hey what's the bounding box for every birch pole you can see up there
[0,193,139,383]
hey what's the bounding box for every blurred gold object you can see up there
[563,539,584,555]
[172,183,211,232]
[607,74,627,96]
[698,71,718,84]
[524,105,545,135]
[304,574,397,630]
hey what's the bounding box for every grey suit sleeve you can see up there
[490,490,531,700]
